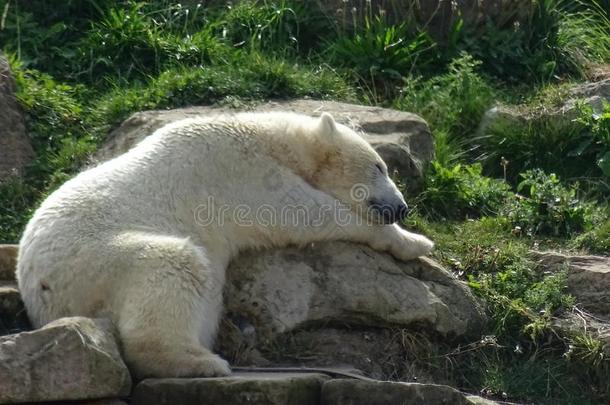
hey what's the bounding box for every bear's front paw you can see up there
[194,354,232,377]
[390,228,434,262]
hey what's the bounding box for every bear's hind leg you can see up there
[112,232,230,379]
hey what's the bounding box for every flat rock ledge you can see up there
[132,373,497,405]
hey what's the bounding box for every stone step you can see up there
[132,373,498,405]
[132,372,330,405]
[322,379,478,405]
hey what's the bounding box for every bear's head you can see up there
[307,113,409,225]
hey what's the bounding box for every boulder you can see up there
[0,53,34,180]
[532,251,610,360]
[564,78,610,114]
[0,317,131,404]
[224,242,485,340]
[532,251,610,315]
[552,311,610,359]
[94,100,434,192]
[217,242,486,378]
[131,372,330,405]
[320,379,491,405]
[0,244,17,281]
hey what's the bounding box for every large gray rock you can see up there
[224,242,485,340]
[0,53,34,179]
[95,100,434,192]
[132,372,330,405]
[320,379,483,405]
[218,242,485,378]
[0,317,131,404]
[532,251,610,315]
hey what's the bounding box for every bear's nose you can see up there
[396,202,409,222]
[369,199,409,224]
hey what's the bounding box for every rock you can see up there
[241,327,411,381]
[0,317,132,404]
[479,78,610,142]
[131,372,330,405]
[224,242,485,341]
[565,78,610,113]
[0,244,17,281]
[320,379,478,405]
[531,251,610,315]
[95,100,434,192]
[0,53,34,180]
[218,242,485,377]
[552,310,610,359]
[0,282,29,336]
[476,105,525,136]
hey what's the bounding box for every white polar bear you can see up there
[17,112,433,379]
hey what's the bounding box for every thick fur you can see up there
[16,112,433,379]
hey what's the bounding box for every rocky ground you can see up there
[2,240,608,404]
[1,243,499,405]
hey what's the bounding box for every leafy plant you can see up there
[456,0,610,82]
[217,0,300,52]
[478,101,610,193]
[418,162,510,219]
[503,170,593,237]
[395,54,496,143]
[573,102,610,177]
[76,2,228,85]
[572,218,610,254]
[328,16,436,99]
[0,176,38,243]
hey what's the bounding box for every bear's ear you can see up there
[318,112,337,136]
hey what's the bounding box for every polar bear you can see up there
[17,112,433,379]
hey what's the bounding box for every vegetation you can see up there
[1,0,609,403]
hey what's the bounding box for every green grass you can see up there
[93,52,354,129]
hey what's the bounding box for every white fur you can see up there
[16,112,433,379]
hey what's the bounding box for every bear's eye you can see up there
[375,163,384,174]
